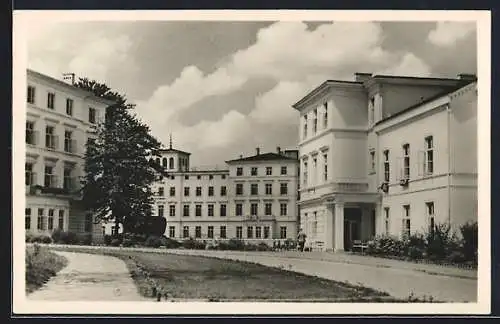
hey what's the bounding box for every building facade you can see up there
[293,72,478,252]
[25,69,112,241]
[150,145,300,243]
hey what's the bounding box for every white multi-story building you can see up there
[293,72,478,252]
[150,144,300,243]
[25,69,113,241]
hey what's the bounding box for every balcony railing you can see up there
[26,130,39,146]
[45,135,59,150]
[244,214,277,222]
[64,139,78,154]
[331,182,369,193]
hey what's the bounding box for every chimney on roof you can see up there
[355,72,372,83]
[457,73,477,81]
[256,147,260,156]
[277,146,281,155]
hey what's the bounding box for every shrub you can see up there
[460,221,478,262]
[227,238,245,251]
[182,238,197,249]
[446,250,466,264]
[103,235,112,246]
[77,233,92,245]
[244,243,258,251]
[51,228,63,243]
[144,235,163,248]
[110,238,122,247]
[217,241,229,251]
[58,231,79,245]
[257,242,270,251]
[30,234,53,244]
[426,223,459,260]
[25,246,68,293]
[25,233,35,243]
[162,236,182,249]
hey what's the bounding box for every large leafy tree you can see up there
[76,78,166,235]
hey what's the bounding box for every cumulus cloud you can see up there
[375,52,431,77]
[428,21,476,47]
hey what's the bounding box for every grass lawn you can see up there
[26,245,68,294]
[49,246,395,302]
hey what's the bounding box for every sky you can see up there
[26,19,477,167]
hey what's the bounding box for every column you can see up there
[334,202,345,252]
[375,202,383,236]
[325,205,334,251]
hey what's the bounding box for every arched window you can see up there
[169,157,174,169]
[156,158,160,165]
[162,157,167,167]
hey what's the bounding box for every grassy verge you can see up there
[26,245,68,294]
[48,246,438,302]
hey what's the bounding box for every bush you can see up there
[162,236,182,249]
[25,233,35,243]
[104,235,112,246]
[77,233,92,245]
[58,231,78,245]
[51,228,63,243]
[25,246,68,293]
[217,241,229,251]
[227,238,245,251]
[257,242,270,251]
[460,221,478,262]
[144,235,163,248]
[426,223,459,260]
[30,234,53,244]
[244,243,258,251]
[110,238,122,247]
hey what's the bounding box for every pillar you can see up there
[334,202,344,252]
[375,202,383,236]
[325,206,334,251]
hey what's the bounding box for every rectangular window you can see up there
[37,208,44,230]
[47,210,54,230]
[220,226,226,239]
[45,125,57,149]
[169,226,175,238]
[208,204,214,217]
[251,183,258,195]
[312,212,317,236]
[264,226,270,239]
[313,109,318,134]
[64,130,75,153]
[403,144,410,179]
[170,187,175,196]
[323,102,328,129]
[25,163,35,186]
[84,214,93,232]
[58,210,64,229]
[220,186,227,196]
[384,208,390,235]
[47,92,55,109]
[184,187,190,196]
[265,183,272,195]
[208,186,214,196]
[195,204,202,217]
[158,205,164,217]
[25,208,31,230]
[255,226,262,239]
[66,98,73,116]
[27,85,36,104]
[44,165,56,188]
[236,167,243,176]
[236,183,243,195]
[26,121,37,145]
[280,183,288,195]
[185,175,189,180]
[195,226,202,238]
[402,205,411,239]
[280,203,288,216]
[169,205,176,217]
[281,166,287,175]
[183,226,189,238]
[208,226,214,239]
[303,115,308,139]
[280,226,287,239]
[370,150,376,173]
[247,226,253,239]
[426,202,435,232]
[88,107,96,124]
[323,153,328,181]
[220,204,227,217]
[250,203,258,216]
[383,150,390,182]
[266,167,273,176]
[221,174,226,179]
[209,175,214,180]
[236,226,243,239]
[265,203,272,216]
[196,187,202,196]
[158,187,164,196]
[425,136,434,175]
[251,167,258,176]
[183,205,190,217]
[236,203,243,216]
[303,161,308,186]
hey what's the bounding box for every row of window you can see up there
[152,156,190,171]
[160,202,290,217]
[383,201,435,239]
[302,102,329,140]
[25,162,77,190]
[161,183,290,197]
[162,174,226,180]
[236,166,288,176]
[26,121,81,154]
[169,225,288,239]
[372,136,434,182]
[302,153,328,186]
[25,208,65,230]
[28,85,97,124]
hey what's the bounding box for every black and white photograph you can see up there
[12,10,490,315]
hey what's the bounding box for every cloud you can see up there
[375,52,431,77]
[427,22,476,47]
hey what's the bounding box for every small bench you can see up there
[352,240,369,254]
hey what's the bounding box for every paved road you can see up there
[167,249,478,302]
[27,251,149,301]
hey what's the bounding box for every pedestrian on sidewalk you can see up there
[297,229,307,252]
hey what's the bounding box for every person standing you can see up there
[297,228,307,252]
